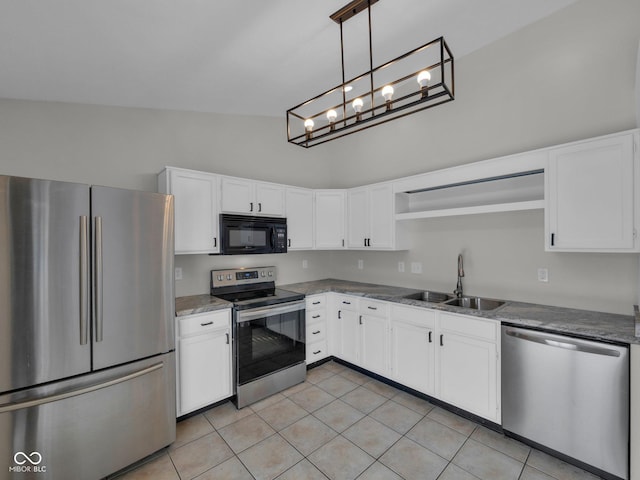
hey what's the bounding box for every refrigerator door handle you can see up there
[0,362,164,413]
[94,216,104,342]
[79,215,89,345]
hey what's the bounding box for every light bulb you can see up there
[352,98,363,112]
[381,85,394,101]
[326,109,337,122]
[343,85,353,93]
[304,118,314,141]
[304,119,314,132]
[417,70,431,87]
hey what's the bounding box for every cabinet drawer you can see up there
[307,340,328,363]
[307,323,326,343]
[391,304,436,328]
[178,310,231,337]
[307,310,325,324]
[306,295,326,310]
[360,299,389,317]
[335,295,358,311]
[438,312,497,341]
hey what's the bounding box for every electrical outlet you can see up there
[174,267,183,280]
[398,261,405,273]
[410,262,422,274]
[537,268,549,282]
[302,259,308,269]
[358,259,364,270]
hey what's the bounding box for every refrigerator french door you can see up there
[0,175,175,480]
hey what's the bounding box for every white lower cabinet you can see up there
[306,294,329,364]
[390,305,436,396]
[176,309,232,416]
[333,295,390,376]
[437,312,500,423]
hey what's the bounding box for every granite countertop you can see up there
[175,278,639,345]
[175,294,232,317]
[281,279,639,345]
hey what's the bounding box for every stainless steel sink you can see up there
[403,290,453,303]
[442,296,505,311]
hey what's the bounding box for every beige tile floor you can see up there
[111,361,603,480]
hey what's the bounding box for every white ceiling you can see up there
[0,0,579,117]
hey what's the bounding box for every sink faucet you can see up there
[454,253,464,298]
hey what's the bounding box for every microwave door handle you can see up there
[271,228,276,249]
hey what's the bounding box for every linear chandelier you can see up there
[286,0,454,148]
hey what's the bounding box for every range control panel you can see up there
[210,266,276,288]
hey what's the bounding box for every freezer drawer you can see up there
[0,353,176,480]
[502,326,628,479]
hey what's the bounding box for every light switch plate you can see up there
[358,259,364,270]
[398,261,405,273]
[411,262,422,274]
[175,267,183,280]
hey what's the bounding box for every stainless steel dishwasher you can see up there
[501,326,629,480]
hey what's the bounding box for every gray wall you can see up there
[318,0,640,316]
[0,0,638,314]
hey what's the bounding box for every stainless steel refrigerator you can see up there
[0,175,176,480]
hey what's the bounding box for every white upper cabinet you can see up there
[314,190,346,249]
[158,167,220,254]
[221,176,285,216]
[546,131,638,252]
[286,187,314,250]
[347,183,403,250]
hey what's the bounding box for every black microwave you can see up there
[219,214,287,255]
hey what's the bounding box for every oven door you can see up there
[234,300,305,386]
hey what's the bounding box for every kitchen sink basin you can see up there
[442,296,505,311]
[403,290,453,303]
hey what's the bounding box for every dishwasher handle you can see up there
[504,328,621,357]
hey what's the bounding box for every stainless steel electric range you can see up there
[210,266,306,408]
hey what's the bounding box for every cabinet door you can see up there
[360,314,389,376]
[547,133,637,251]
[315,190,345,249]
[255,182,285,216]
[286,187,314,250]
[391,320,435,395]
[338,309,359,364]
[177,328,231,415]
[437,331,497,421]
[221,177,254,214]
[167,169,219,254]
[368,184,394,249]
[347,187,369,248]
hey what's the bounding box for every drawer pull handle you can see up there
[312,301,321,305]
[313,350,322,355]
[312,314,321,319]
[200,321,214,326]
[312,330,321,335]
[367,306,377,310]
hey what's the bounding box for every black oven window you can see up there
[229,228,267,248]
[237,309,305,385]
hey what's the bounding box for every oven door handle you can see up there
[236,300,305,323]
